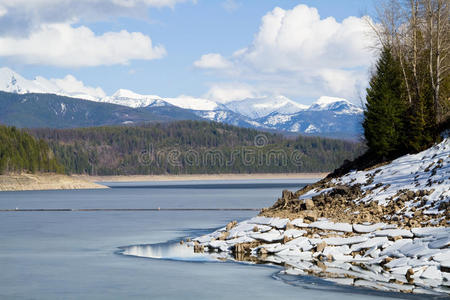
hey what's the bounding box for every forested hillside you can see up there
[0,125,63,174]
[29,121,364,175]
[363,1,449,160]
[0,91,201,128]
[330,1,449,177]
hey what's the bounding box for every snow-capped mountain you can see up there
[224,95,309,119]
[253,96,364,138]
[0,67,105,101]
[99,89,167,108]
[0,67,43,94]
[258,109,363,138]
[0,68,364,138]
[309,96,363,114]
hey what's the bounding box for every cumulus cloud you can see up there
[0,0,191,66]
[0,0,192,36]
[204,84,257,103]
[42,75,107,99]
[239,6,371,71]
[195,4,374,102]
[194,53,232,69]
[0,23,166,67]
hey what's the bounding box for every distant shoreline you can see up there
[0,173,327,192]
[0,173,107,192]
[77,173,328,183]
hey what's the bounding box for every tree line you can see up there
[363,0,449,160]
[29,121,365,175]
[0,125,63,174]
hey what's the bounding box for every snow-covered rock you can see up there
[309,220,353,232]
[353,223,387,233]
[323,236,369,246]
[374,229,413,238]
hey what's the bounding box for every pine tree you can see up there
[363,47,408,159]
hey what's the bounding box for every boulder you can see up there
[226,220,237,231]
[316,242,327,252]
[305,199,315,210]
[304,210,317,222]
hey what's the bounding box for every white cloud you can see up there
[195,4,374,102]
[204,84,257,103]
[0,0,192,36]
[194,53,231,69]
[0,23,166,67]
[317,69,364,97]
[221,0,240,12]
[239,6,371,71]
[44,75,107,99]
[0,0,191,66]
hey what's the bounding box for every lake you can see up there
[0,179,438,299]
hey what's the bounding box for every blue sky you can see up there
[0,0,377,104]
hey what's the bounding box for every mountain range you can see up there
[0,67,363,139]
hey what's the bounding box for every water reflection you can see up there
[120,242,220,262]
[119,242,450,299]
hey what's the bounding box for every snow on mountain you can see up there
[0,67,105,101]
[304,124,319,134]
[225,95,308,119]
[0,67,46,94]
[264,113,293,126]
[100,89,167,108]
[104,91,219,111]
[309,96,363,114]
[0,68,364,138]
[196,109,261,128]
[163,95,219,111]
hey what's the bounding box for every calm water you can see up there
[0,180,437,299]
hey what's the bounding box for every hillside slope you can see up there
[29,121,364,175]
[0,91,202,128]
[266,136,449,226]
[0,125,63,174]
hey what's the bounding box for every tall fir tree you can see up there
[363,47,408,159]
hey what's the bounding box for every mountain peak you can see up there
[309,96,362,114]
[0,67,18,77]
[225,95,308,119]
[112,89,155,99]
[163,95,219,111]
[0,67,43,94]
[313,96,350,107]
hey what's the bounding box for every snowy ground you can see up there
[189,137,450,295]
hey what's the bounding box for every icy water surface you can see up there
[0,179,443,299]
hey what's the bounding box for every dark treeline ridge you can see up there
[0,125,63,174]
[29,121,365,175]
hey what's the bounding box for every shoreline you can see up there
[0,173,108,192]
[76,173,328,183]
[0,172,327,192]
[187,137,450,296]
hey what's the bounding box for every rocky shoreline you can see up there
[187,137,449,295]
[0,173,107,191]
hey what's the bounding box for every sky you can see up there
[0,0,378,105]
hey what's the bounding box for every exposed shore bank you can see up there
[76,173,328,183]
[0,173,108,192]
